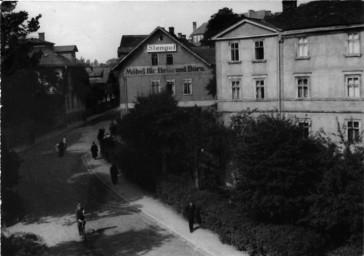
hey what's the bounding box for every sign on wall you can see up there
[147,44,177,52]
[124,64,206,76]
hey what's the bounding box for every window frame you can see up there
[166,53,173,65]
[254,40,265,60]
[346,120,361,143]
[183,78,192,95]
[345,75,361,98]
[296,76,310,99]
[229,42,240,62]
[151,80,161,94]
[255,79,265,100]
[298,118,311,138]
[231,79,241,100]
[346,32,361,56]
[151,53,158,66]
[296,37,309,59]
[166,79,175,96]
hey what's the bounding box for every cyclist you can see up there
[76,203,86,236]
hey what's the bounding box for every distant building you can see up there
[28,32,90,123]
[117,35,148,59]
[112,27,215,113]
[213,1,364,144]
[190,22,207,46]
[88,67,119,112]
[243,10,272,19]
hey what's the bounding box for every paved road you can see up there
[8,119,208,256]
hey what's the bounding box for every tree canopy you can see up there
[202,8,244,46]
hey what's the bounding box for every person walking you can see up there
[76,203,86,236]
[57,137,67,157]
[109,120,117,137]
[110,164,118,185]
[97,128,105,142]
[185,201,196,233]
[90,142,98,160]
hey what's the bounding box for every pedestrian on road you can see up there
[185,201,196,233]
[109,120,117,137]
[110,163,118,184]
[97,128,105,142]
[90,142,98,160]
[57,137,67,157]
[76,203,86,236]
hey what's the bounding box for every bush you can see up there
[2,232,48,256]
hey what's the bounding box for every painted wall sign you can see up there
[147,44,177,52]
[124,64,206,76]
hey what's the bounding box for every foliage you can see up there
[201,8,244,46]
[2,232,48,256]
[205,68,217,98]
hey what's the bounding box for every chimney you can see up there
[193,22,197,32]
[169,27,175,35]
[38,32,45,41]
[178,33,182,38]
[282,0,297,12]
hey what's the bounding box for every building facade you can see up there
[112,27,215,113]
[213,1,364,143]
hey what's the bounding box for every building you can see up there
[88,67,119,112]
[190,22,207,46]
[112,27,215,113]
[213,1,364,143]
[117,35,148,59]
[28,33,90,123]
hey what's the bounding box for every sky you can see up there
[16,0,307,63]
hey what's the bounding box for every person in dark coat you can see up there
[57,137,67,157]
[97,128,105,142]
[109,121,117,137]
[90,142,98,160]
[110,164,118,184]
[185,201,196,233]
[76,203,86,235]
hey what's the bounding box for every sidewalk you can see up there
[12,108,121,153]
[83,153,248,256]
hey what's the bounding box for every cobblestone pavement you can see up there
[6,119,208,256]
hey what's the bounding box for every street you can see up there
[7,119,208,256]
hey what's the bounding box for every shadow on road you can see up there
[48,225,174,256]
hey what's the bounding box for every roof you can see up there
[88,67,113,84]
[191,46,215,65]
[54,45,78,53]
[243,10,273,20]
[191,22,207,36]
[266,1,364,31]
[26,38,54,46]
[117,35,148,55]
[112,27,214,71]
[30,47,87,67]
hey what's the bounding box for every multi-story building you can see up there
[112,26,215,113]
[213,1,364,143]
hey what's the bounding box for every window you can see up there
[346,75,360,98]
[347,120,360,143]
[255,79,265,99]
[231,80,241,99]
[230,42,239,61]
[255,40,264,60]
[151,53,158,66]
[166,54,173,65]
[297,37,309,58]
[151,80,160,94]
[296,77,309,98]
[347,33,360,55]
[183,79,192,95]
[166,80,175,96]
[299,119,310,138]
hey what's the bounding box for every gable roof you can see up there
[26,37,55,46]
[112,27,214,71]
[266,1,364,31]
[54,45,78,53]
[190,22,207,36]
[117,35,148,55]
[191,46,215,65]
[88,67,113,84]
[212,18,280,40]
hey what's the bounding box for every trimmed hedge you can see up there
[156,176,327,256]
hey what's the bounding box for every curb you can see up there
[82,154,213,256]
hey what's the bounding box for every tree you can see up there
[201,8,244,46]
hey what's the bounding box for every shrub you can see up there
[2,232,48,256]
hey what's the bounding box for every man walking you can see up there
[110,164,118,185]
[185,201,196,233]
[90,142,98,160]
[76,203,86,236]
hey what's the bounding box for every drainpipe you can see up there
[278,34,283,115]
